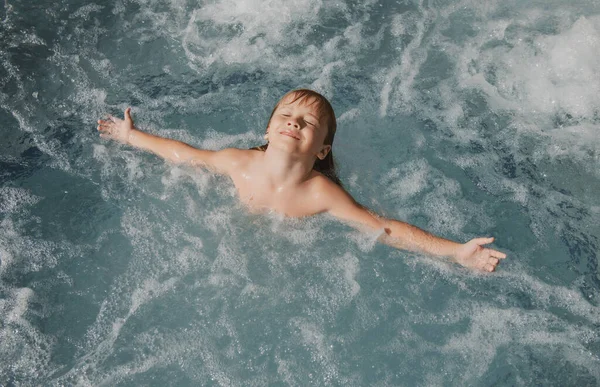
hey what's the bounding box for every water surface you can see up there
[1,0,599,385]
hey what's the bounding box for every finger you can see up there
[97,119,112,125]
[124,107,132,123]
[100,133,111,139]
[97,124,112,131]
[490,250,507,259]
[485,264,495,272]
[472,237,494,246]
[489,257,499,265]
[108,115,121,123]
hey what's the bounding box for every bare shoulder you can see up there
[210,148,258,174]
[307,172,356,212]
[213,148,257,162]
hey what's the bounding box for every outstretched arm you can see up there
[97,108,237,174]
[319,178,506,272]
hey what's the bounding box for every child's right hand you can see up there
[97,107,135,144]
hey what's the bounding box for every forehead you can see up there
[278,94,325,117]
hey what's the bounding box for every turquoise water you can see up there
[1,0,600,385]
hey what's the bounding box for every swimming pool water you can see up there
[1,0,599,385]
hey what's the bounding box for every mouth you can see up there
[279,130,300,140]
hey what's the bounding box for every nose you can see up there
[287,119,300,129]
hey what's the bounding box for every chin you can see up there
[269,141,296,152]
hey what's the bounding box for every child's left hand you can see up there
[97,107,135,144]
[453,237,507,272]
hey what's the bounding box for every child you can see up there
[97,89,506,272]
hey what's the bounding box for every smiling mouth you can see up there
[280,130,300,140]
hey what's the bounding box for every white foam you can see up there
[380,159,472,236]
[502,16,600,118]
[310,60,344,98]
[264,213,331,247]
[337,108,360,122]
[442,302,600,383]
[383,159,429,200]
[381,6,432,116]
[335,253,360,297]
[290,318,342,384]
[130,278,178,316]
[181,0,324,70]
[209,240,249,284]
[65,317,244,385]
[345,225,382,253]
[70,4,104,19]
[0,218,60,274]
[74,88,107,115]
[455,14,600,155]
[3,1,598,384]
[175,237,206,272]
[0,187,41,214]
[0,287,54,382]
[200,130,262,151]
[381,5,600,169]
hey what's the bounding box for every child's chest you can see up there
[229,173,322,217]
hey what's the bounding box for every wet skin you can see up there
[98,96,506,272]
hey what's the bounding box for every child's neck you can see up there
[261,146,315,188]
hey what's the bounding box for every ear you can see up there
[317,145,331,160]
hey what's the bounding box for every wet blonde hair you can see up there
[251,89,341,186]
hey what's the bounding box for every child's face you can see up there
[267,95,331,159]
